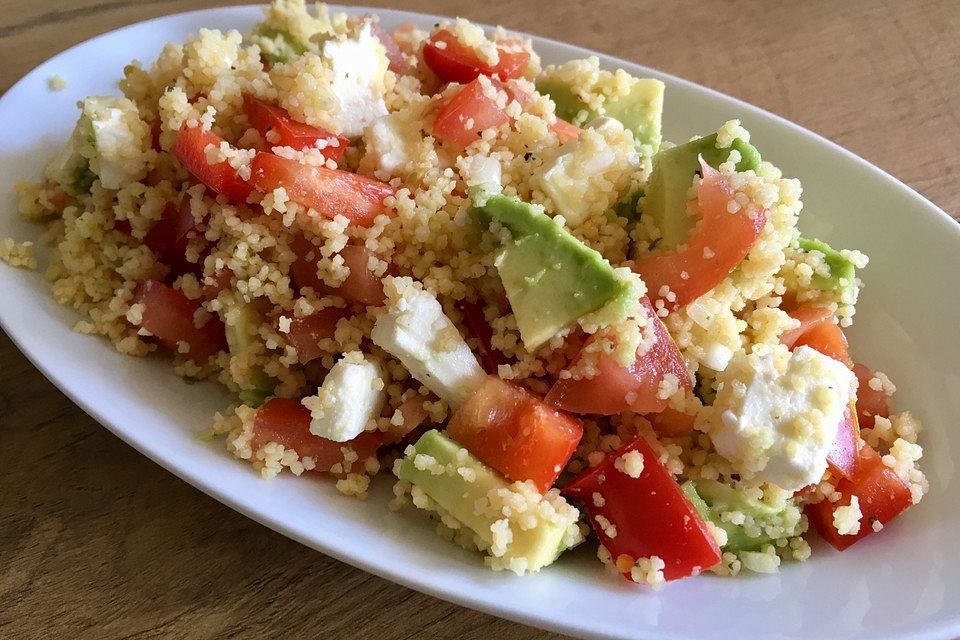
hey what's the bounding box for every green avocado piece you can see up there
[681,480,801,553]
[643,131,762,251]
[255,27,307,63]
[797,237,857,294]
[473,194,629,350]
[398,430,575,571]
[537,77,665,153]
[222,294,274,408]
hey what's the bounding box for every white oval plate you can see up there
[1,6,958,639]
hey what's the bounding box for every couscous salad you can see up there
[3,0,928,587]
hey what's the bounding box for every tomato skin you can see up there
[780,305,833,349]
[457,300,509,374]
[806,443,913,550]
[283,308,350,364]
[242,95,348,162]
[288,236,385,305]
[134,280,226,362]
[564,436,722,581]
[432,77,511,147]
[853,363,891,429]
[793,320,852,368]
[447,376,583,492]
[636,159,767,311]
[250,152,394,227]
[252,398,382,472]
[144,196,198,273]
[423,30,529,84]
[546,298,691,415]
[170,124,253,202]
[827,403,861,480]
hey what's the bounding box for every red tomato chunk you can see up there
[853,363,891,429]
[447,375,582,492]
[282,308,350,365]
[288,236,385,305]
[423,30,529,84]
[546,298,690,416]
[250,152,394,227]
[170,123,253,202]
[242,94,348,162]
[636,158,766,311]
[433,77,511,147]
[134,280,225,362]
[827,403,861,481]
[806,443,912,551]
[252,398,382,472]
[564,436,722,581]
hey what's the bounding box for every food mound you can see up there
[4,0,928,587]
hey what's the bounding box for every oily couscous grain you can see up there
[4,0,928,586]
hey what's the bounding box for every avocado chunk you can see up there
[398,430,580,572]
[681,480,801,552]
[222,294,274,408]
[537,77,665,153]
[643,131,762,251]
[473,194,629,350]
[254,27,307,63]
[797,237,857,294]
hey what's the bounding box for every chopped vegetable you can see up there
[433,77,511,147]
[170,124,253,202]
[242,94,348,161]
[447,375,583,492]
[134,280,225,363]
[565,436,722,581]
[423,30,529,84]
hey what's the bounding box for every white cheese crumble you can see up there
[323,23,389,137]
[709,345,857,492]
[302,351,385,442]
[371,277,486,406]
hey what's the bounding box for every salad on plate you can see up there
[1,0,929,588]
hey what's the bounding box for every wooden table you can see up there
[1,2,958,638]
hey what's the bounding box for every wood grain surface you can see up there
[1,2,958,639]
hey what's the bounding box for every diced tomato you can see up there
[433,77,511,147]
[387,394,431,442]
[506,86,582,143]
[827,402,861,480]
[648,407,696,438]
[853,363,891,429]
[806,443,913,550]
[252,398,382,472]
[170,123,253,202]
[134,280,226,362]
[250,152,394,227]
[793,318,852,368]
[636,158,767,311]
[242,94,348,162]
[201,268,234,300]
[546,298,691,415]
[565,436,722,581]
[457,300,508,374]
[780,305,833,349]
[144,196,197,270]
[447,375,583,492]
[283,307,350,364]
[423,30,529,84]
[288,236,385,305]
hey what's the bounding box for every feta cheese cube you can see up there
[371,283,486,406]
[323,22,389,137]
[363,111,419,180]
[302,352,385,442]
[710,345,857,492]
